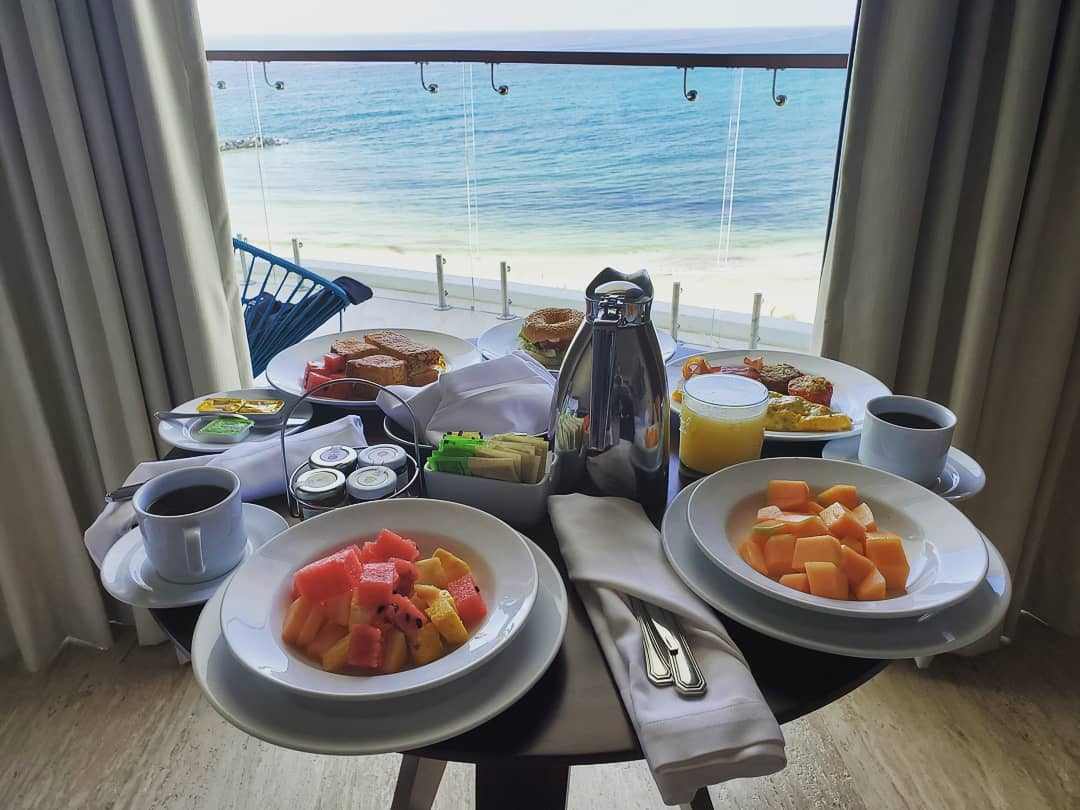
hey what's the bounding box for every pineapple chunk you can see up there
[426,593,469,645]
[414,557,449,589]
[413,583,445,603]
[321,635,351,672]
[433,548,471,581]
[307,623,348,658]
[379,628,409,674]
[282,597,313,644]
[349,592,376,627]
[296,605,325,647]
[409,622,444,666]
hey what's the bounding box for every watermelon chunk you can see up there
[391,558,419,596]
[358,541,382,563]
[353,561,400,606]
[447,574,487,628]
[323,352,346,373]
[373,529,420,563]
[305,370,350,398]
[387,593,428,638]
[347,624,383,669]
[293,547,363,604]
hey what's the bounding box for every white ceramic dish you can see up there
[422,454,556,529]
[193,537,567,755]
[664,481,1010,659]
[667,350,890,442]
[157,388,313,454]
[100,504,287,609]
[219,499,538,700]
[478,317,678,370]
[821,435,986,502]
[266,329,483,407]
[686,457,988,619]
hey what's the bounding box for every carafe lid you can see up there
[586,268,653,326]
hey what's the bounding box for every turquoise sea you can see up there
[207,28,849,276]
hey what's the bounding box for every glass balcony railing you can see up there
[206,39,849,348]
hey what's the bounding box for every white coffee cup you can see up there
[858,395,957,487]
[133,467,245,583]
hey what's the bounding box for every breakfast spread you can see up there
[196,397,285,415]
[427,432,549,484]
[282,531,487,674]
[738,480,910,601]
[303,331,447,399]
[674,355,852,432]
[518,307,584,369]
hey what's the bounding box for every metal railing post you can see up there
[749,291,763,350]
[433,254,450,310]
[497,261,514,319]
[670,282,682,343]
[291,237,303,265]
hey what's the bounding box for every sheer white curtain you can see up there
[0,0,251,671]
[817,1,1080,638]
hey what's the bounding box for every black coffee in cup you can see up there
[876,411,942,430]
[146,485,231,517]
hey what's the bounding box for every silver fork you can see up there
[629,597,673,687]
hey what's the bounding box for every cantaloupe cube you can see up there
[409,622,444,665]
[839,545,877,587]
[737,540,769,576]
[757,505,784,521]
[865,535,910,593]
[307,622,348,658]
[751,519,787,544]
[850,503,877,532]
[282,597,313,645]
[838,537,865,555]
[804,561,849,600]
[296,604,325,647]
[866,530,902,543]
[379,628,409,674]
[414,557,449,589]
[777,513,830,538]
[805,501,825,515]
[790,535,842,571]
[764,533,798,578]
[425,593,469,645]
[779,573,810,593]
[432,548,471,581]
[854,568,887,601]
[321,635,351,672]
[767,480,811,511]
[820,502,867,542]
[817,484,859,510]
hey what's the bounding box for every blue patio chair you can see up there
[234,238,373,376]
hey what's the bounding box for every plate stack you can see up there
[663,458,1010,659]
[192,499,568,754]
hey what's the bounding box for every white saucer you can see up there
[100,504,288,609]
[192,538,568,755]
[663,481,1010,659]
[157,388,314,454]
[821,435,986,502]
[478,317,678,370]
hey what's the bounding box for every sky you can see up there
[197,0,857,36]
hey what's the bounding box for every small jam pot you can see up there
[346,465,398,502]
[308,445,358,475]
[358,444,408,488]
[293,468,347,518]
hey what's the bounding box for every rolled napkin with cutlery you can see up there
[549,494,786,804]
[376,352,555,445]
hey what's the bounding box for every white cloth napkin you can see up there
[549,494,786,805]
[377,352,555,445]
[83,415,366,568]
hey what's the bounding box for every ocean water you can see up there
[207,28,848,278]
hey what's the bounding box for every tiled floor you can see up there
[1,614,1076,809]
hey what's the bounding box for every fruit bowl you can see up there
[686,457,988,619]
[219,499,538,700]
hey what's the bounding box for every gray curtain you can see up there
[0,0,252,671]
[816,1,1080,636]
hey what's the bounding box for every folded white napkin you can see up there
[377,353,555,445]
[84,416,366,568]
[549,494,786,805]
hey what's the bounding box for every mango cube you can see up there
[414,557,449,589]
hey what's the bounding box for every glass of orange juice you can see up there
[679,374,768,477]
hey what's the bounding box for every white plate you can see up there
[100,504,288,609]
[664,481,1010,659]
[667,350,890,441]
[193,537,567,755]
[266,329,483,407]
[478,317,678,370]
[220,499,538,701]
[821,436,986,503]
[686,457,988,619]
[157,388,313,454]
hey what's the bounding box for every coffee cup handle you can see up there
[183,526,205,576]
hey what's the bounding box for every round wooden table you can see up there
[153,406,886,810]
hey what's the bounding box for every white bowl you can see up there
[686,457,988,618]
[219,499,538,700]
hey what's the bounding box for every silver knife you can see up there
[629,597,673,687]
[645,604,708,697]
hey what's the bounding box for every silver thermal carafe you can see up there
[549,268,670,516]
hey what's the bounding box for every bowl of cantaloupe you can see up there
[219,499,538,700]
[686,457,988,619]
